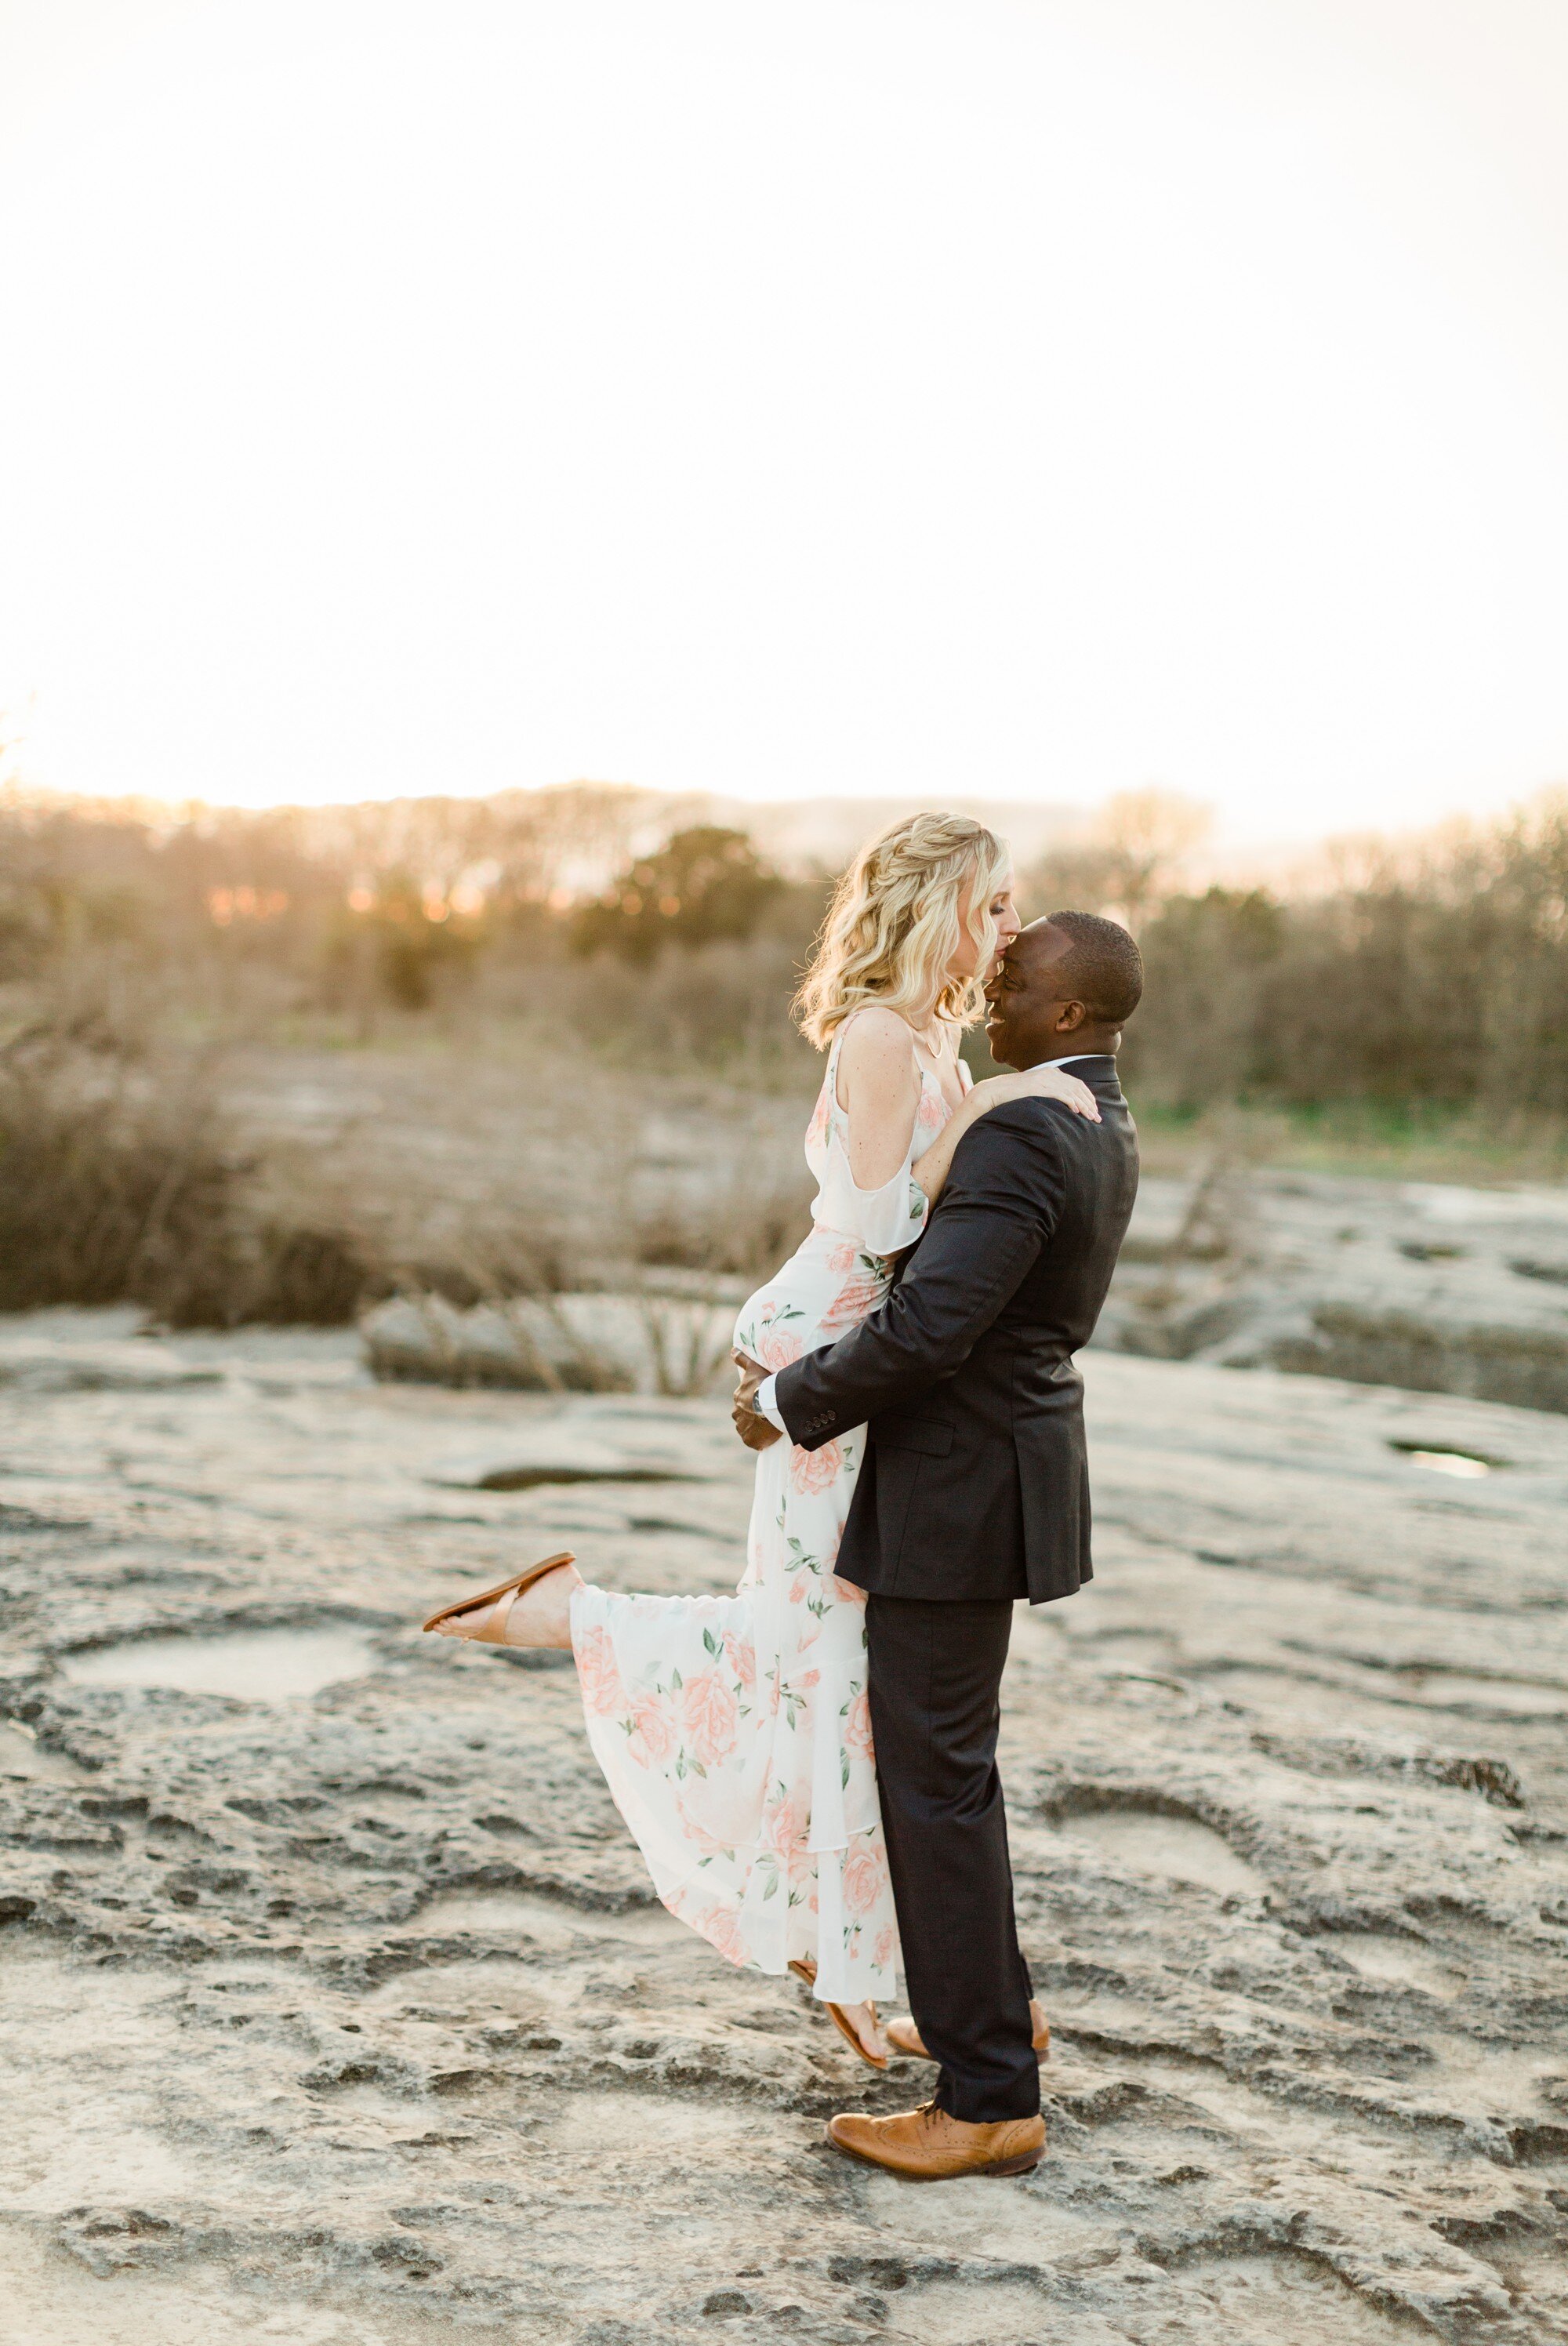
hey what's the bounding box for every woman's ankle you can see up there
[505,1561,581,1650]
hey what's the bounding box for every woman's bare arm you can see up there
[908,1086,987,1208]
[835,1008,922,1189]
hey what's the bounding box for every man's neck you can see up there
[1014,1037,1117,1072]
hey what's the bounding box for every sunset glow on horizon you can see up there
[2,0,1566,846]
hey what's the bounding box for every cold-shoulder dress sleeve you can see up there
[830,1148,930,1258]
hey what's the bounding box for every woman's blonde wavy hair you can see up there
[793,812,1011,1048]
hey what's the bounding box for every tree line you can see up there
[2,783,1564,1114]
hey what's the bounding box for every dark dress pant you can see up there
[865,1593,1039,2124]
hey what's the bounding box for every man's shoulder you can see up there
[947,1099,1069,1186]
[964,1094,1107,1145]
[954,1090,1134,1172]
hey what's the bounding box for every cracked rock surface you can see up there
[2,1308,1568,2344]
[1101,1172,1568,1414]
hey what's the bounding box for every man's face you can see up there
[983,925,1078,1067]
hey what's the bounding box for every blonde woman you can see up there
[424,813,1098,2065]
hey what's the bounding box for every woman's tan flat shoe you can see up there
[422,1552,577,1645]
[884,1999,1051,2061]
[789,1957,889,2071]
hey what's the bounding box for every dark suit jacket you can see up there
[773,1055,1138,1604]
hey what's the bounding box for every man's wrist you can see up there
[755,1375,786,1432]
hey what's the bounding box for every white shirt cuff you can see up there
[755,1375,787,1431]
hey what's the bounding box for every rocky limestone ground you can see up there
[1102,1171,1568,1413]
[351,1168,1568,1418]
[2,1310,1568,2345]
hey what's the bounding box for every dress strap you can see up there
[825,1021,848,1113]
[827,1004,880,1116]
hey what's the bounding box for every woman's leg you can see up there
[423,1485,894,2060]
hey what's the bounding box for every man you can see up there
[733,911,1142,2180]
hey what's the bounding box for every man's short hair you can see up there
[1041,910,1144,1023]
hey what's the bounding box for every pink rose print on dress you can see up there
[575,1625,625,1717]
[840,1844,884,1918]
[779,1669,818,1737]
[627,1693,675,1767]
[819,1270,889,1337]
[844,1689,873,1758]
[673,1794,735,1859]
[805,1088,829,1148]
[760,1785,816,1890]
[757,1324,805,1371]
[824,1238,857,1274]
[916,1083,944,1128]
[873,1925,897,1969]
[697,1903,749,1966]
[764,1787,809,1857]
[681,1669,740,1767]
[789,1439,843,1497]
[722,1629,755,1689]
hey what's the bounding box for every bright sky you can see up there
[2,0,1566,842]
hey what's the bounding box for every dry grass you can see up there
[0,968,813,1328]
[630,1164,814,1280]
[217,1020,815,1300]
[0,997,375,1324]
[361,1284,738,1397]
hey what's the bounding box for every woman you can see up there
[425,812,1098,2064]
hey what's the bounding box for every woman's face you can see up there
[948,866,1021,980]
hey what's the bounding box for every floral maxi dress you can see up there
[569,1022,966,2004]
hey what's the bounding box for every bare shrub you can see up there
[361,1286,735,1396]
[361,1291,635,1391]
[0,1013,376,1325]
[630,1294,737,1396]
[633,1161,812,1280]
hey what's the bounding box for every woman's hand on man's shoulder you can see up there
[971,1065,1100,1123]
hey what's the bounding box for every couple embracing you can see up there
[426,812,1142,2181]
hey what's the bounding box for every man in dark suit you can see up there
[733,911,1142,2180]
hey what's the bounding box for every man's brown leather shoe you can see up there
[884,1999,1050,2061]
[826,2100,1045,2180]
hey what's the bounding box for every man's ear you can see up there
[1055,997,1088,1034]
